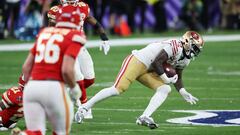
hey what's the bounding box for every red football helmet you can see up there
[56,5,82,29]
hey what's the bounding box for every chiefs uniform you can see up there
[48,1,95,107]
[30,27,85,81]
[0,86,23,129]
[48,1,90,32]
[0,75,25,130]
[23,26,85,134]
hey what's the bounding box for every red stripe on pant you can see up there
[114,55,133,87]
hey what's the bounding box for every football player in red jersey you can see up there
[0,75,25,131]
[16,5,85,135]
[48,0,109,118]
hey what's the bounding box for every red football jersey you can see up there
[48,1,90,31]
[2,87,23,106]
[0,87,23,127]
[30,27,85,81]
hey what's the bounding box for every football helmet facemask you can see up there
[181,31,204,59]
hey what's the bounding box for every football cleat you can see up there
[136,116,159,129]
[75,107,88,124]
[0,126,8,131]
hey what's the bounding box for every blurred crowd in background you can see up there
[0,0,240,40]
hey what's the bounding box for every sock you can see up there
[77,80,87,104]
[21,130,42,135]
[83,86,119,110]
[84,78,95,88]
[141,85,171,117]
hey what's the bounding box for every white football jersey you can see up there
[132,39,190,69]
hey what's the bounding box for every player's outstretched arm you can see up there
[86,16,110,55]
[174,69,184,90]
[174,69,199,104]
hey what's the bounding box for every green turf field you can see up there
[0,40,240,135]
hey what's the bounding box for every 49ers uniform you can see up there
[23,26,85,134]
[0,87,23,129]
[114,39,190,92]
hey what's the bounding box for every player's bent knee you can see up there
[157,84,171,94]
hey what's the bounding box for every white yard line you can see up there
[1,34,240,51]
[81,121,195,129]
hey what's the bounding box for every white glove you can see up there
[99,40,110,55]
[69,84,82,103]
[160,73,178,84]
[179,88,199,105]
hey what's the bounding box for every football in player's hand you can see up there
[163,62,176,77]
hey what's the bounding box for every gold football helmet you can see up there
[181,31,204,59]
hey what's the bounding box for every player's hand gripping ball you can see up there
[163,63,176,77]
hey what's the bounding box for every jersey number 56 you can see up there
[35,33,63,64]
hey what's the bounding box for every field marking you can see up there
[208,71,240,76]
[83,121,194,129]
[81,128,165,134]
[1,34,240,51]
[207,66,240,76]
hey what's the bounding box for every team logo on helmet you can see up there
[167,110,240,126]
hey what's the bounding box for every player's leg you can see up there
[44,82,74,135]
[75,55,147,123]
[22,81,47,134]
[83,55,146,109]
[78,47,95,88]
[136,72,171,129]
[74,60,86,105]
[77,47,95,118]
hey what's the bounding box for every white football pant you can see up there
[75,47,95,81]
[23,81,74,135]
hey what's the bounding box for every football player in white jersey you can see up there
[75,31,204,129]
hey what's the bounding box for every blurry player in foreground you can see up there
[0,76,25,131]
[48,0,110,118]
[75,31,204,129]
[14,5,84,135]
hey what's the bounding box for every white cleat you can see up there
[0,127,8,131]
[84,108,93,119]
[75,107,88,124]
[136,116,159,129]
